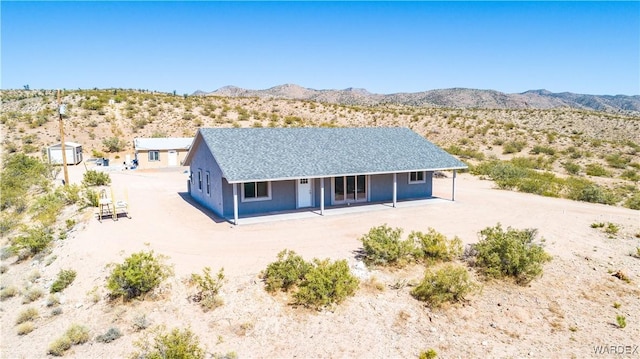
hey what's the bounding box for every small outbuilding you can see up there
[47,142,83,165]
[133,137,193,169]
[183,127,467,224]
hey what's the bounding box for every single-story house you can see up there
[47,142,83,165]
[183,127,467,224]
[133,137,193,169]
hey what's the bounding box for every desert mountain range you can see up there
[196,84,640,114]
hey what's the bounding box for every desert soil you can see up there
[1,164,639,359]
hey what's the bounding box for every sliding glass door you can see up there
[334,175,367,204]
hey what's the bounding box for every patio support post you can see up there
[233,183,239,225]
[320,178,325,215]
[452,169,457,201]
[393,173,397,208]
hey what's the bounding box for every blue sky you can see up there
[1,1,638,95]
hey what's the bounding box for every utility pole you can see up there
[58,90,70,186]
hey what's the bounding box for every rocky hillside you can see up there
[203,84,640,114]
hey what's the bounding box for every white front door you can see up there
[168,150,178,166]
[297,178,313,208]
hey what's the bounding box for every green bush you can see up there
[359,225,415,267]
[11,226,54,258]
[0,153,50,210]
[84,188,100,207]
[106,251,172,300]
[470,224,551,284]
[605,223,620,236]
[502,140,526,154]
[530,145,555,156]
[471,160,531,190]
[616,315,627,328]
[50,269,77,293]
[409,228,462,262]
[411,264,477,308]
[625,192,640,210]
[563,161,581,175]
[419,349,438,359]
[620,169,640,182]
[189,267,225,311]
[446,145,485,160]
[294,258,359,309]
[30,192,64,226]
[132,327,205,359]
[564,177,617,205]
[102,137,125,152]
[82,170,111,186]
[263,249,311,292]
[605,154,630,169]
[585,163,609,177]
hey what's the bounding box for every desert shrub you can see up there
[409,228,462,262]
[57,184,82,205]
[591,222,605,228]
[22,287,44,303]
[563,161,581,175]
[585,163,609,177]
[66,324,90,344]
[47,294,61,307]
[419,349,438,359]
[106,251,172,300]
[102,137,125,152]
[96,327,122,343]
[133,314,152,331]
[132,326,205,359]
[189,267,225,311]
[82,170,111,186]
[564,177,617,205]
[50,269,77,293]
[84,188,100,207]
[605,154,630,169]
[411,264,477,308]
[17,322,35,335]
[11,226,53,258]
[502,140,526,154]
[48,336,72,356]
[470,224,551,284]
[620,169,640,182]
[471,160,530,190]
[294,258,359,309]
[446,145,485,160]
[16,307,39,324]
[0,286,18,300]
[263,249,311,292]
[0,212,20,237]
[51,307,63,316]
[530,145,555,156]
[30,192,64,225]
[616,315,627,328]
[625,193,640,210]
[514,172,562,197]
[0,153,49,210]
[605,223,620,236]
[359,225,415,267]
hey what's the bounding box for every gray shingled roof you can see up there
[191,127,467,183]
